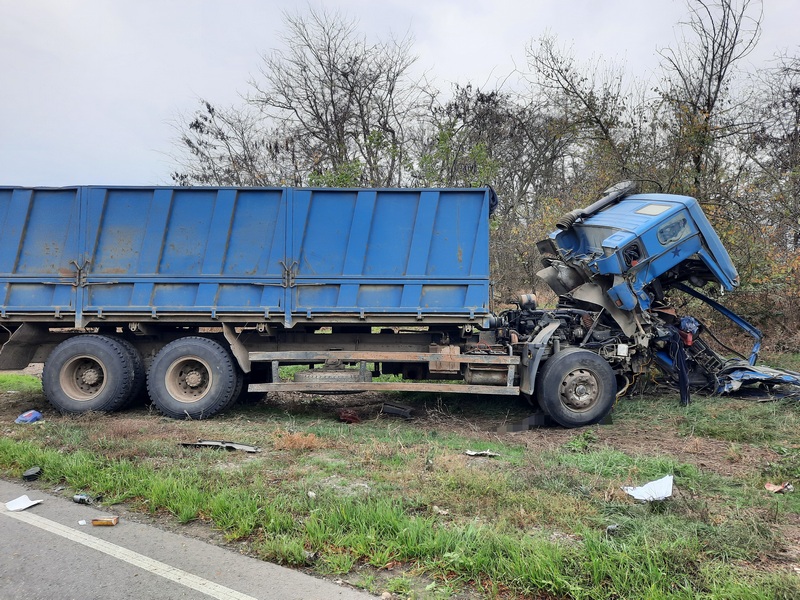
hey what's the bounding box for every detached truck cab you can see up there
[0,183,782,427]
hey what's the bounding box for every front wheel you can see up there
[535,348,616,428]
[147,337,238,419]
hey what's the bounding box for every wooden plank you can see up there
[248,381,520,395]
[248,350,519,365]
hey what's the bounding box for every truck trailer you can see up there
[1,183,795,428]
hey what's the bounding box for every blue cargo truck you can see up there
[0,183,791,427]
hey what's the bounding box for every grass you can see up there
[0,373,43,393]
[2,371,799,598]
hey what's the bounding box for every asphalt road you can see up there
[0,478,373,600]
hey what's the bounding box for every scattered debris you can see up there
[765,481,794,494]
[307,491,317,499]
[92,516,119,526]
[337,408,361,424]
[22,466,41,481]
[73,494,93,505]
[605,524,620,536]
[14,410,42,424]
[52,486,64,493]
[432,505,449,516]
[465,449,500,457]
[78,520,87,526]
[5,495,42,511]
[622,475,674,502]
[381,402,413,419]
[181,440,261,453]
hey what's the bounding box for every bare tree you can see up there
[172,101,305,186]
[526,35,631,175]
[658,0,763,195]
[249,7,426,186]
[747,53,800,249]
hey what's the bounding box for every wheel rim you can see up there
[165,356,213,403]
[558,368,600,412]
[59,355,107,401]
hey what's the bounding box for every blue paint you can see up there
[0,186,493,328]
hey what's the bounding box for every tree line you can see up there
[172,0,799,345]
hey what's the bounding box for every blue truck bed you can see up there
[0,186,493,327]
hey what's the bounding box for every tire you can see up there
[42,334,135,414]
[223,365,245,410]
[147,337,237,419]
[535,347,616,428]
[111,337,146,407]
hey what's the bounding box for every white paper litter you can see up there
[622,475,674,501]
[5,495,43,511]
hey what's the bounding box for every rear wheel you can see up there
[535,348,616,428]
[111,337,146,407]
[42,335,134,414]
[147,337,237,419]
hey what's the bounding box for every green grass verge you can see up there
[0,373,42,393]
[1,387,799,599]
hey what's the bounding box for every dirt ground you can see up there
[1,366,781,484]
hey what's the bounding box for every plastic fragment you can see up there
[15,410,42,424]
[23,466,41,481]
[765,482,794,494]
[622,475,674,501]
[465,450,500,457]
[5,495,42,511]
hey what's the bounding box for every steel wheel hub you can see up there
[81,368,100,386]
[60,356,107,401]
[165,357,213,403]
[559,369,599,411]
[184,370,203,388]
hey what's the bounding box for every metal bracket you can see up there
[279,260,298,288]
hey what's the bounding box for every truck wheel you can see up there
[535,348,616,428]
[111,337,146,407]
[42,335,134,414]
[147,337,237,419]
[223,366,245,409]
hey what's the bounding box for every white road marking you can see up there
[1,508,259,600]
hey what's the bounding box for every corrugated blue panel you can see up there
[0,188,80,316]
[82,187,286,319]
[0,185,491,326]
[288,187,490,323]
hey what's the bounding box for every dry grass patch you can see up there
[271,429,329,451]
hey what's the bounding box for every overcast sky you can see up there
[0,0,796,187]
